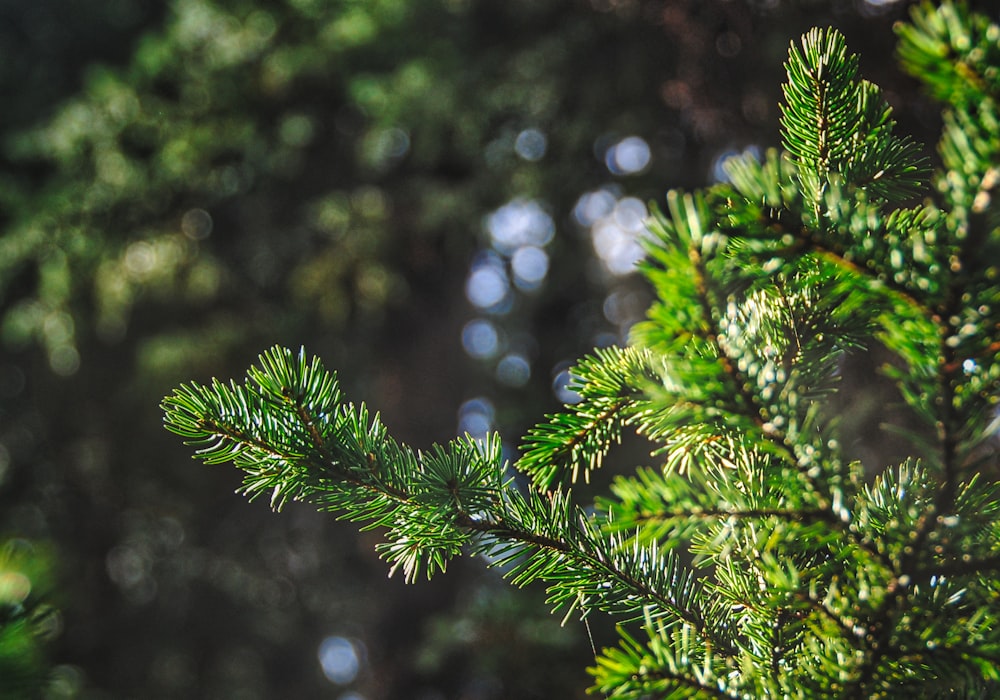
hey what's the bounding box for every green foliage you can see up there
[164,3,1000,696]
[896,0,1000,109]
[0,539,57,699]
[780,27,928,203]
[2,0,665,379]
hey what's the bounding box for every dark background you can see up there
[0,0,968,697]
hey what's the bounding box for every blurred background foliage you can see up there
[0,537,60,699]
[0,0,972,697]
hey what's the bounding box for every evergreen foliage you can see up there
[0,539,57,699]
[164,3,1000,696]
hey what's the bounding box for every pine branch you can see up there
[781,27,929,205]
[162,9,1000,697]
[516,346,659,491]
[589,616,742,699]
[164,347,743,645]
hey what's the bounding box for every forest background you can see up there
[1,0,989,697]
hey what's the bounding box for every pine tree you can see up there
[163,2,1000,696]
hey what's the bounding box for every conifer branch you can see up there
[163,8,1000,695]
[464,498,740,656]
[518,396,633,490]
[517,346,659,491]
[688,242,770,430]
[845,509,939,696]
